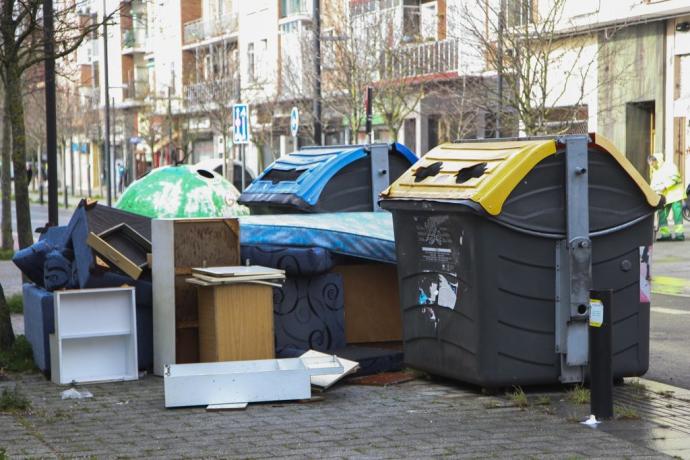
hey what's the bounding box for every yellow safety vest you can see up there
[651,161,686,204]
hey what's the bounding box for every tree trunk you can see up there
[1,91,13,251]
[0,282,15,351]
[7,65,32,248]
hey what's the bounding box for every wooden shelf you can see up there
[61,330,132,340]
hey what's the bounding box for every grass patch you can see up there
[508,386,529,409]
[483,400,503,409]
[0,336,36,373]
[535,395,551,406]
[627,379,650,400]
[615,405,641,420]
[0,387,31,413]
[0,248,13,260]
[566,385,590,405]
[6,294,22,314]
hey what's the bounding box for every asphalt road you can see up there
[647,292,690,389]
[9,202,75,239]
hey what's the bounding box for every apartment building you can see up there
[63,0,497,193]
[67,0,690,194]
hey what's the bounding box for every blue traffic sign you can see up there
[290,106,299,137]
[233,103,250,144]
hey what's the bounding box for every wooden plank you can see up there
[187,277,283,288]
[192,265,285,278]
[332,264,402,343]
[191,272,284,284]
[87,232,143,280]
[198,287,218,362]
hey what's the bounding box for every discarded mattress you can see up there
[240,245,334,277]
[239,213,396,264]
[273,273,346,355]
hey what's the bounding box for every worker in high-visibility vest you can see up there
[649,153,686,241]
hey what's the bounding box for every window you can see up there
[281,0,308,18]
[247,42,255,81]
[506,0,535,28]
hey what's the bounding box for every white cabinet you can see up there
[50,287,138,384]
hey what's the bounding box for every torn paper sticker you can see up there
[437,275,458,309]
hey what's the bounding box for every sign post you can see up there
[290,106,299,152]
[233,103,250,191]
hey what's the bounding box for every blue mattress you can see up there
[239,212,396,264]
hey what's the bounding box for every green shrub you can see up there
[0,387,31,413]
[7,294,22,314]
[0,336,36,373]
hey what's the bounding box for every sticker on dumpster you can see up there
[415,215,456,271]
[418,275,458,310]
[589,299,604,327]
[639,246,651,303]
[437,275,458,309]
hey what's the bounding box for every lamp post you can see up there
[43,0,58,224]
[103,0,112,206]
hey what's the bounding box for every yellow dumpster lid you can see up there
[381,133,660,215]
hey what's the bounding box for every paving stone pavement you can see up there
[0,373,672,459]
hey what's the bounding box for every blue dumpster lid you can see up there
[239,142,417,209]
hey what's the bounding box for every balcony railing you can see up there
[183,14,239,46]
[350,0,413,16]
[381,37,461,80]
[184,77,240,108]
[123,80,149,101]
[122,27,146,51]
[280,0,310,18]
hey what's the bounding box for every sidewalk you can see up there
[0,373,670,458]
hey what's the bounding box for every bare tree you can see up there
[1,85,12,250]
[0,0,112,250]
[458,0,603,136]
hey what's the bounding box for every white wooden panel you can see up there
[152,219,176,376]
[164,357,343,408]
[57,289,133,337]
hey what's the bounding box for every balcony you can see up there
[122,27,146,53]
[381,38,461,81]
[183,14,239,47]
[123,80,149,102]
[350,0,415,16]
[280,0,310,18]
[184,77,240,110]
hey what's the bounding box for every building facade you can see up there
[61,0,690,195]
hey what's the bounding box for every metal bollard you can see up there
[589,289,614,419]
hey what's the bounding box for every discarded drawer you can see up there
[163,356,343,408]
[86,223,151,280]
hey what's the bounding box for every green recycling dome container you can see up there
[115,165,249,218]
[380,133,660,387]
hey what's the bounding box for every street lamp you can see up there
[43,0,58,225]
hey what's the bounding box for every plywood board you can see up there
[332,264,402,343]
[198,284,275,362]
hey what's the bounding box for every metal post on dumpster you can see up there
[589,289,614,419]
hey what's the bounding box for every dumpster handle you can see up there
[486,212,654,239]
